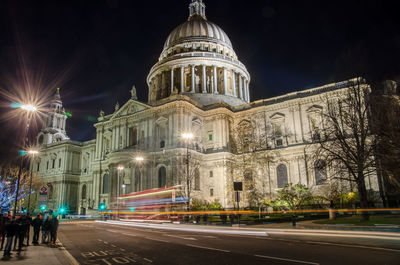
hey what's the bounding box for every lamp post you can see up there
[134,156,144,191]
[27,149,39,214]
[117,165,124,219]
[182,133,193,211]
[13,103,37,218]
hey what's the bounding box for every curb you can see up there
[56,239,80,265]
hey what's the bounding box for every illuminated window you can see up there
[129,127,138,146]
[314,160,327,185]
[277,164,288,188]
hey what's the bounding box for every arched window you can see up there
[314,160,327,185]
[158,167,166,188]
[102,174,109,194]
[277,164,288,188]
[194,168,200,190]
[82,184,87,200]
[160,140,165,148]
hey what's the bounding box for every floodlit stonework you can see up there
[33,0,379,214]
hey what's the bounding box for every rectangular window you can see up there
[209,171,213,178]
[58,158,61,168]
[37,163,40,172]
[47,161,49,170]
[208,131,213,141]
[210,188,214,197]
[52,159,55,169]
[129,127,138,146]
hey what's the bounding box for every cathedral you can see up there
[33,0,379,214]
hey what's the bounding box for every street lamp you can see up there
[117,165,124,219]
[182,132,193,211]
[13,103,37,218]
[27,149,39,215]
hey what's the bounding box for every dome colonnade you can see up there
[147,0,250,106]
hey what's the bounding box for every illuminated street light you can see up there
[135,156,144,162]
[20,104,37,112]
[182,132,194,140]
[27,148,39,215]
[182,132,193,211]
[117,165,124,219]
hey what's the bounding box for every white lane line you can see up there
[186,244,230,253]
[268,231,400,241]
[120,248,125,251]
[306,241,400,253]
[165,234,197,241]
[97,239,102,242]
[103,241,109,244]
[254,254,319,265]
[143,258,153,263]
[111,244,117,247]
[145,237,170,243]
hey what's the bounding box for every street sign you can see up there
[40,186,47,193]
[235,191,240,202]
[234,182,243,191]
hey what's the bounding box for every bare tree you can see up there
[312,78,376,220]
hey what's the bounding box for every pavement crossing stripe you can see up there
[254,254,320,265]
[186,244,230,253]
[165,234,197,240]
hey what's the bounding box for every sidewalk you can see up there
[0,242,76,265]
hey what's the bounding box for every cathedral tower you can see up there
[37,88,69,145]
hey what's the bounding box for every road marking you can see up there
[145,237,170,243]
[186,244,230,253]
[97,239,103,242]
[166,234,197,240]
[120,248,125,251]
[306,241,400,253]
[57,239,80,265]
[268,231,400,241]
[143,258,153,263]
[103,241,109,244]
[111,244,117,247]
[201,235,217,239]
[254,254,319,265]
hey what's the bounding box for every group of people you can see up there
[0,212,59,257]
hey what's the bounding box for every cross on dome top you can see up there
[189,0,206,20]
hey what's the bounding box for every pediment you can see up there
[110,99,150,121]
[270,112,285,120]
[155,116,168,125]
[306,105,323,113]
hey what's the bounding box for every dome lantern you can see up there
[189,0,206,20]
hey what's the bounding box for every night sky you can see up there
[0,0,399,161]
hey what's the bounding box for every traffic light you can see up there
[59,207,66,214]
[99,203,106,210]
[40,205,47,211]
[130,207,135,212]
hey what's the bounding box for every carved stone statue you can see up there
[130,85,138,100]
[99,110,105,117]
[115,102,119,112]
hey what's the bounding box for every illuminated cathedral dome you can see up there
[147,0,250,106]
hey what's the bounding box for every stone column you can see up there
[232,71,237,97]
[213,66,218,94]
[223,68,227,95]
[202,65,207,93]
[180,66,184,93]
[239,75,243,100]
[170,68,174,93]
[191,65,195,93]
[245,79,250,102]
[243,79,248,102]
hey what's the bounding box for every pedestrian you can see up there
[3,218,17,257]
[0,213,9,250]
[16,215,28,251]
[25,214,32,246]
[42,216,51,244]
[50,215,59,245]
[31,214,42,245]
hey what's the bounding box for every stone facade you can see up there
[33,1,379,214]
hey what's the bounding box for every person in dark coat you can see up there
[25,214,32,246]
[31,215,42,245]
[42,217,51,244]
[0,213,9,250]
[50,216,59,245]
[14,215,28,251]
[3,218,17,257]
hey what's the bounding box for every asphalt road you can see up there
[58,222,400,265]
